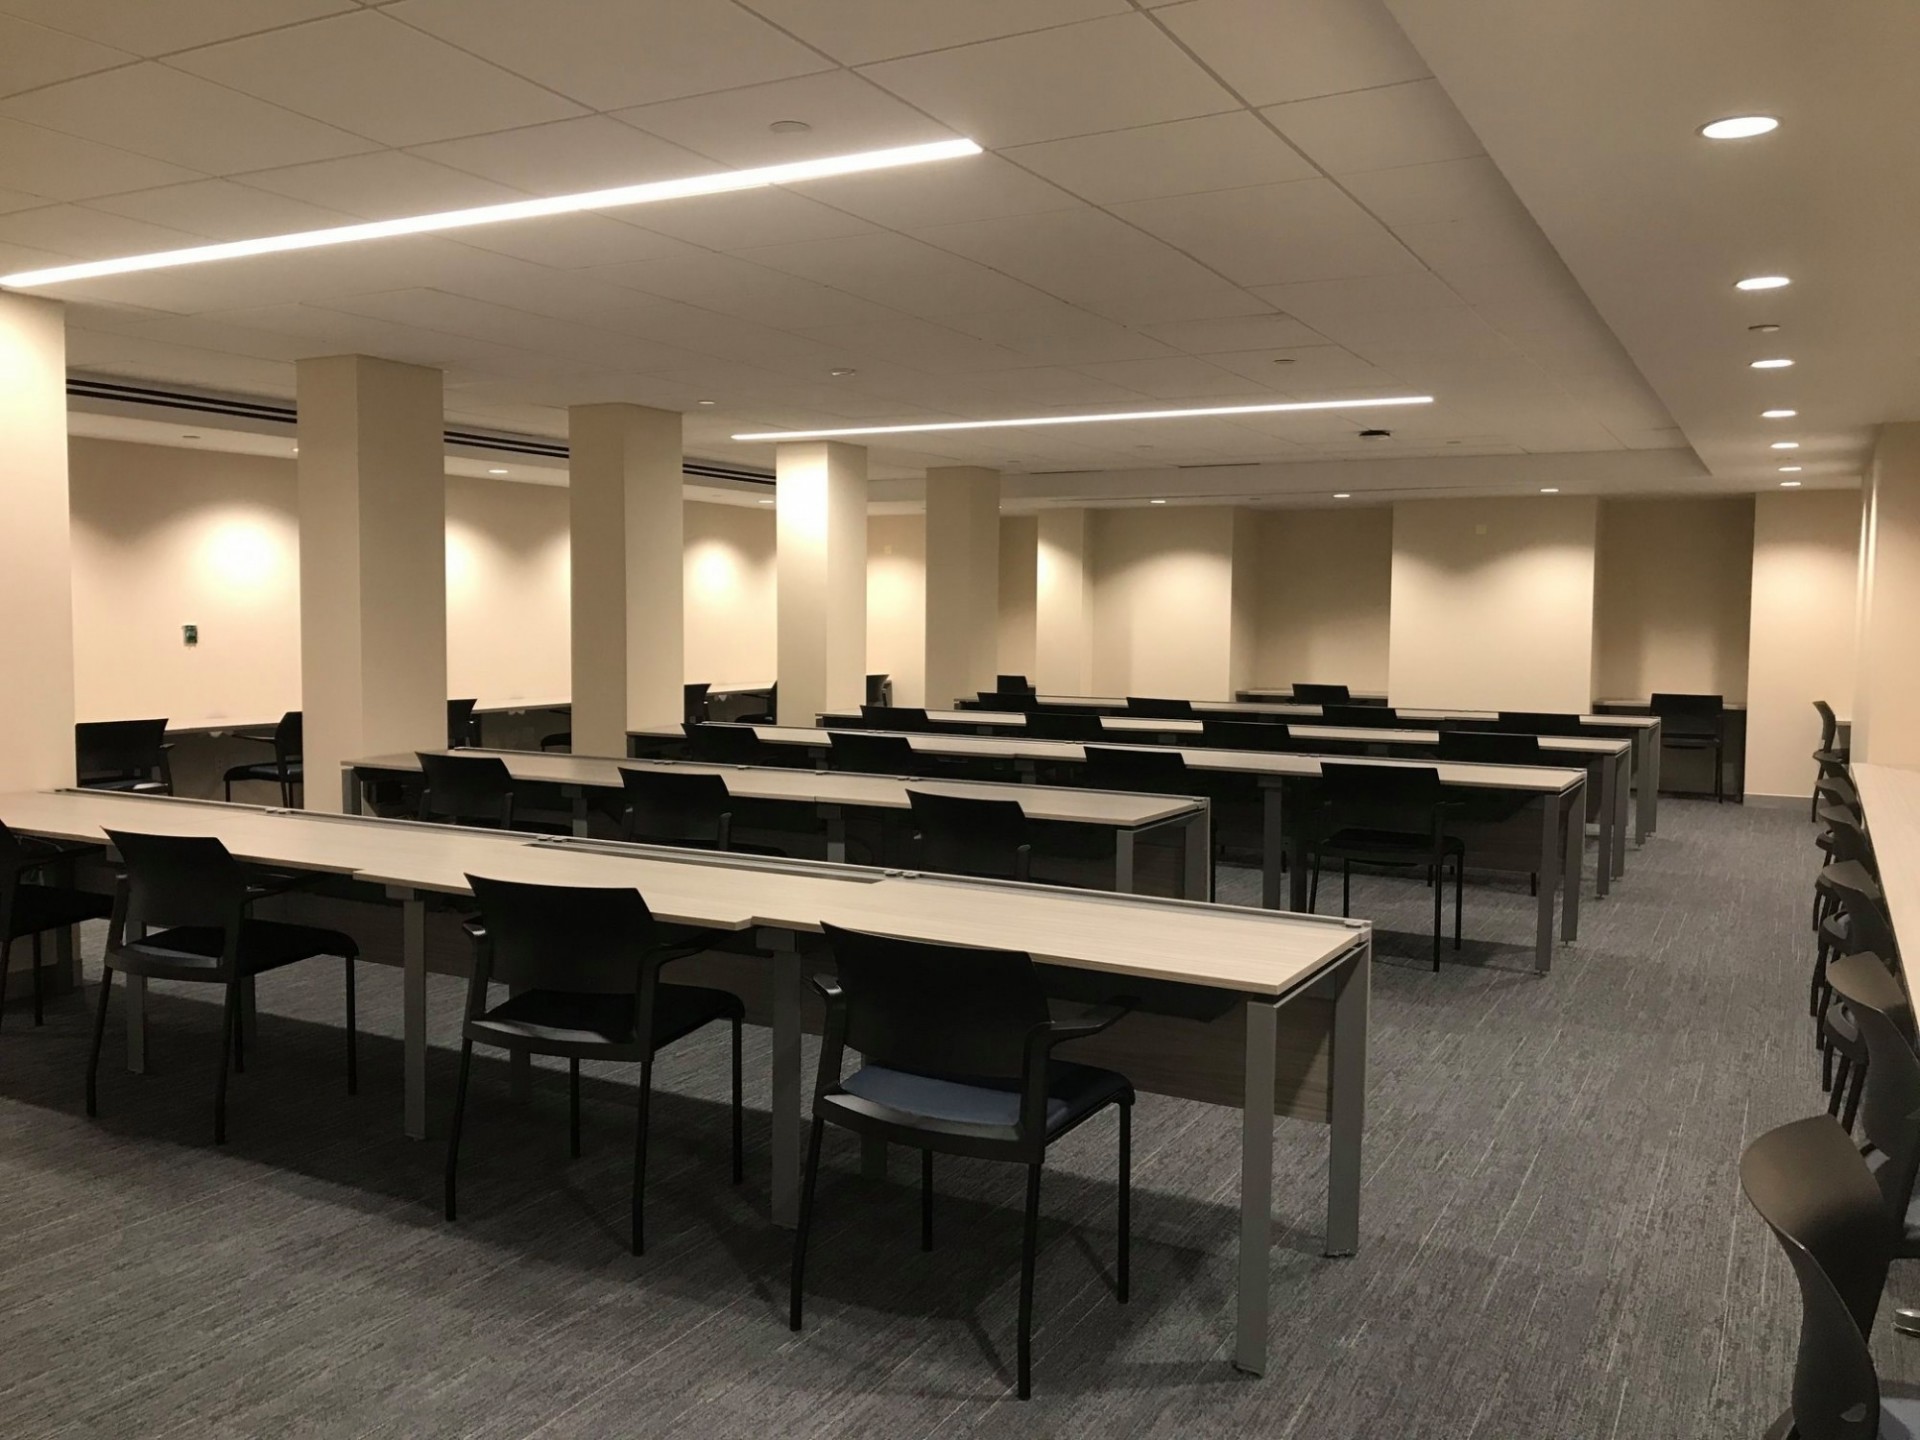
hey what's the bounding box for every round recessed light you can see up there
[1271,357,1296,365]
[759,498,774,504]
[1779,465,1803,472]
[1149,498,1167,505]
[1762,408,1798,419]
[767,119,811,134]
[828,367,857,378]
[1748,323,1781,334]
[1751,357,1794,369]
[1780,480,1802,488]
[1770,441,1799,450]
[1736,275,1791,291]
[1540,487,1560,494]
[488,467,509,475]
[1701,115,1780,140]
[1333,492,1351,499]
[696,399,716,406]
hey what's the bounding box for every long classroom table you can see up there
[644,723,1587,974]
[343,748,1214,900]
[1848,765,1918,991]
[825,709,1631,895]
[0,787,1366,1376]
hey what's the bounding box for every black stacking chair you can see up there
[443,876,742,1255]
[789,924,1132,1399]
[222,710,303,806]
[736,682,777,724]
[996,674,1035,695]
[1027,710,1105,742]
[829,730,917,775]
[418,752,516,829]
[865,674,892,707]
[1293,682,1351,704]
[1437,731,1543,766]
[75,719,173,794]
[447,698,479,748]
[682,722,767,766]
[1740,1113,1920,1439]
[1813,700,1851,822]
[861,705,930,731]
[984,689,1041,711]
[907,790,1030,881]
[1498,710,1589,736]
[0,820,110,1031]
[1650,692,1726,802]
[86,830,357,1143]
[1082,745,1192,795]
[682,682,712,726]
[1125,696,1192,719]
[618,769,734,849]
[1307,764,1464,970]
[1202,719,1298,751]
[1322,704,1397,727]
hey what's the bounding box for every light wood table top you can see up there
[1848,763,1920,987]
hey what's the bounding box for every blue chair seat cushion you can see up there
[469,982,741,1051]
[5,882,112,938]
[835,1061,1128,1135]
[119,919,357,978]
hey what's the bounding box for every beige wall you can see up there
[1746,490,1860,798]
[1594,497,1754,703]
[1089,506,1238,698]
[1246,507,1393,693]
[867,513,926,707]
[446,476,570,706]
[1855,424,1920,765]
[998,515,1038,690]
[1389,496,1600,711]
[686,500,776,689]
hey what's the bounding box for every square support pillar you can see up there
[924,466,1001,708]
[297,355,447,810]
[0,292,75,791]
[1035,508,1093,695]
[776,442,867,725]
[568,404,684,754]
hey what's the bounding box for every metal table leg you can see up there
[765,929,804,1228]
[393,888,428,1140]
[1325,941,1369,1257]
[1595,757,1614,899]
[1115,829,1136,894]
[1534,795,1560,975]
[1234,995,1279,1375]
[1184,802,1212,901]
[1611,751,1629,879]
[1562,784,1583,944]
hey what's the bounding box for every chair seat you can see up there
[223,759,303,784]
[119,919,357,979]
[1317,827,1465,862]
[5,882,112,939]
[469,981,741,1052]
[1817,859,1881,901]
[834,1060,1129,1136]
[1813,747,1850,766]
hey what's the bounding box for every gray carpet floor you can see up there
[0,799,1900,1438]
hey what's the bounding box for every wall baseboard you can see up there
[1744,791,1815,811]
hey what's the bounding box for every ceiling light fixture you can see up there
[1770,441,1799,450]
[1762,408,1797,419]
[1736,275,1791,291]
[1333,492,1351,499]
[696,399,716,406]
[768,119,812,134]
[1748,323,1780,334]
[1149,499,1167,505]
[828,368,858,378]
[1751,357,1794,369]
[1700,115,1780,140]
[732,394,1434,442]
[1780,480,1802,487]
[1780,465,1803,472]
[0,138,984,289]
[1540,487,1560,494]
[488,467,509,474]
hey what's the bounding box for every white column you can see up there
[776,441,866,724]
[1035,508,1093,695]
[297,355,447,810]
[0,292,75,790]
[1856,423,1920,764]
[923,466,1000,708]
[568,404,683,754]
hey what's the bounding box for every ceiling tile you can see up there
[793,316,1031,374]
[0,116,203,199]
[450,214,710,270]
[171,10,585,147]
[386,0,831,112]
[801,153,1075,230]
[1071,355,1272,400]
[1112,177,1421,286]
[625,188,877,251]
[1313,305,1504,355]
[240,150,527,217]
[0,187,50,214]
[613,71,956,168]
[1339,155,1526,229]
[1156,0,1428,105]
[1252,271,1463,328]
[859,14,1236,147]
[1202,343,1400,388]
[0,14,132,97]
[85,179,357,239]
[1395,211,1566,283]
[1006,112,1314,204]
[0,63,379,173]
[407,117,711,197]
[0,0,355,54]
[940,302,1175,365]
[735,0,1126,65]
[1262,79,1482,175]
[0,204,206,257]
[316,287,697,370]
[589,251,903,330]
[736,231,1054,318]
[1137,313,1328,353]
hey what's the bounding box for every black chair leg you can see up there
[85,964,114,1117]
[1018,1163,1042,1400]
[1306,859,1319,913]
[631,1060,653,1256]
[344,958,357,1095]
[921,1149,934,1252]
[444,1038,474,1221]
[1453,855,1464,951]
[215,980,240,1144]
[570,1058,582,1159]
[0,935,11,1032]
[1843,1060,1867,1132]
[1828,1055,1850,1112]
[731,1016,744,1185]
[1340,860,1350,917]
[31,931,43,1026]
[789,1116,826,1332]
[1117,1100,1131,1305]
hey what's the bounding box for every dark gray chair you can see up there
[1125,696,1192,719]
[1651,692,1726,802]
[907,790,1030,882]
[1307,764,1464,970]
[418,752,516,829]
[223,710,302,806]
[75,719,173,794]
[682,722,766,766]
[618,769,733,849]
[448,698,479,749]
[0,819,109,1032]
[828,730,917,775]
[1813,700,1851,822]
[1293,682,1350,704]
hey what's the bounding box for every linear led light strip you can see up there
[732,395,1435,442]
[0,138,984,289]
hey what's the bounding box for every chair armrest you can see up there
[810,975,844,1004]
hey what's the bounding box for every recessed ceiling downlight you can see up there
[1780,465,1803,472]
[1762,409,1797,419]
[1771,441,1799,450]
[1701,115,1780,140]
[1736,275,1791,291]
[1751,358,1794,369]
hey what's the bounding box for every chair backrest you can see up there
[0,819,36,876]
[75,719,168,782]
[466,875,656,994]
[865,673,891,705]
[1026,710,1105,742]
[418,751,514,825]
[683,682,711,725]
[1437,730,1543,766]
[1836,890,1896,959]
[1815,699,1840,752]
[907,790,1029,881]
[1201,719,1296,751]
[682,721,765,765]
[1126,696,1193,719]
[1824,811,1877,870]
[1317,762,1448,828]
[829,730,916,775]
[1083,745,1191,793]
[1740,1114,1893,1440]
[105,828,250,935]
[447,698,478,748]
[1827,954,1920,1225]
[996,674,1035,695]
[1293,682,1350,703]
[1322,704,1398,727]
[822,923,1048,1083]
[618,768,729,847]
[273,710,303,761]
[981,689,1040,711]
[861,705,931,731]
[1650,692,1723,738]
[1497,710,1589,736]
